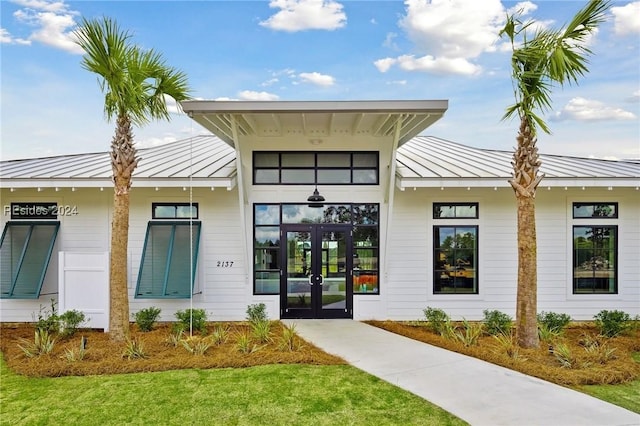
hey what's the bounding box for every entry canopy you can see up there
[180,100,448,147]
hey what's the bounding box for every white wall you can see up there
[382,186,639,322]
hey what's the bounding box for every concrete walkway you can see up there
[284,319,639,426]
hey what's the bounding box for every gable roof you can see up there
[1,135,638,189]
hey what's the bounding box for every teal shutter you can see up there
[0,221,60,299]
[135,221,201,298]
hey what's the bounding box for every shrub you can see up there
[538,324,562,344]
[235,330,260,354]
[59,310,87,338]
[174,309,208,334]
[134,307,162,332]
[17,329,56,358]
[246,303,269,324]
[210,324,230,346]
[278,323,301,352]
[63,337,88,362]
[492,332,524,360]
[594,310,631,337]
[537,311,572,333]
[251,320,272,344]
[482,310,512,336]
[33,299,60,334]
[552,342,576,369]
[423,307,451,336]
[453,319,483,347]
[122,338,147,359]
[180,335,214,355]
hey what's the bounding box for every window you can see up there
[152,203,198,219]
[573,202,617,218]
[433,226,478,294]
[572,202,617,294]
[253,152,379,185]
[254,205,281,295]
[135,221,201,298]
[433,203,478,219]
[1,221,60,299]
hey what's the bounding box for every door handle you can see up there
[308,274,314,286]
[318,275,324,286]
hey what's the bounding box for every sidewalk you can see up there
[284,319,640,426]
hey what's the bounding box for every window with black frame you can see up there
[432,203,479,294]
[253,152,379,185]
[572,202,617,294]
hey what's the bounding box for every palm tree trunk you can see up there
[510,118,543,349]
[109,115,138,341]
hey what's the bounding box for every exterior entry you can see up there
[281,224,352,319]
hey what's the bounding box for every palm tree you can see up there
[500,0,610,348]
[74,17,190,341]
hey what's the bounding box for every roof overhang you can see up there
[180,100,448,147]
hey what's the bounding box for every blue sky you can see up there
[1,0,638,161]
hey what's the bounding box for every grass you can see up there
[0,356,466,426]
[575,379,640,414]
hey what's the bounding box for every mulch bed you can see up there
[0,322,345,378]
[367,320,640,386]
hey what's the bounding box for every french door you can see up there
[280,224,352,319]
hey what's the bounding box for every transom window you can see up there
[1,221,60,299]
[572,201,618,294]
[433,203,478,219]
[253,152,379,185]
[152,203,199,219]
[573,202,617,218]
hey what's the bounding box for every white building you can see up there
[1,100,638,327]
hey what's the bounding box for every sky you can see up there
[1,0,639,161]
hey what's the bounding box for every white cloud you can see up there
[552,97,637,122]
[298,72,335,86]
[12,0,82,53]
[0,28,31,45]
[506,1,537,16]
[612,1,640,36]
[238,90,280,101]
[396,54,481,76]
[626,90,640,103]
[376,0,504,75]
[260,0,346,32]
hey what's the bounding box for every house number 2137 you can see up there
[217,261,234,267]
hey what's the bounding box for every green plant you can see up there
[122,338,147,360]
[17,329,56,358]
[134,307,162,332]
[453,319,483,347]
[180,336,214,355]
[492,332,524,360]
[33,299,60,334]
[594,310,631,337]
[251,320,272,344]
[210,324,230,345]
[235,330,260,354]
[174,309,208,335]
[246,303,269,324]
[538,324,562,344]
[63,337,88,362]
[165,329,184,347]
[537,311,572,334]
[482,310,512,336]
[278,323,301,352]
[423,307,451,336]
[59,310,87,338]
[551,342,575,369]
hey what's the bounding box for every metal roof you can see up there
[1,134,638,189]
[180,100,449,147]
[397,136,640,188]
[0,135,236,189]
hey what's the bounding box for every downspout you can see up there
[230,116,252,292]
[383,115,404,278]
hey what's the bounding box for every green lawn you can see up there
[574,379,640,414]
[0,357,466,426]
